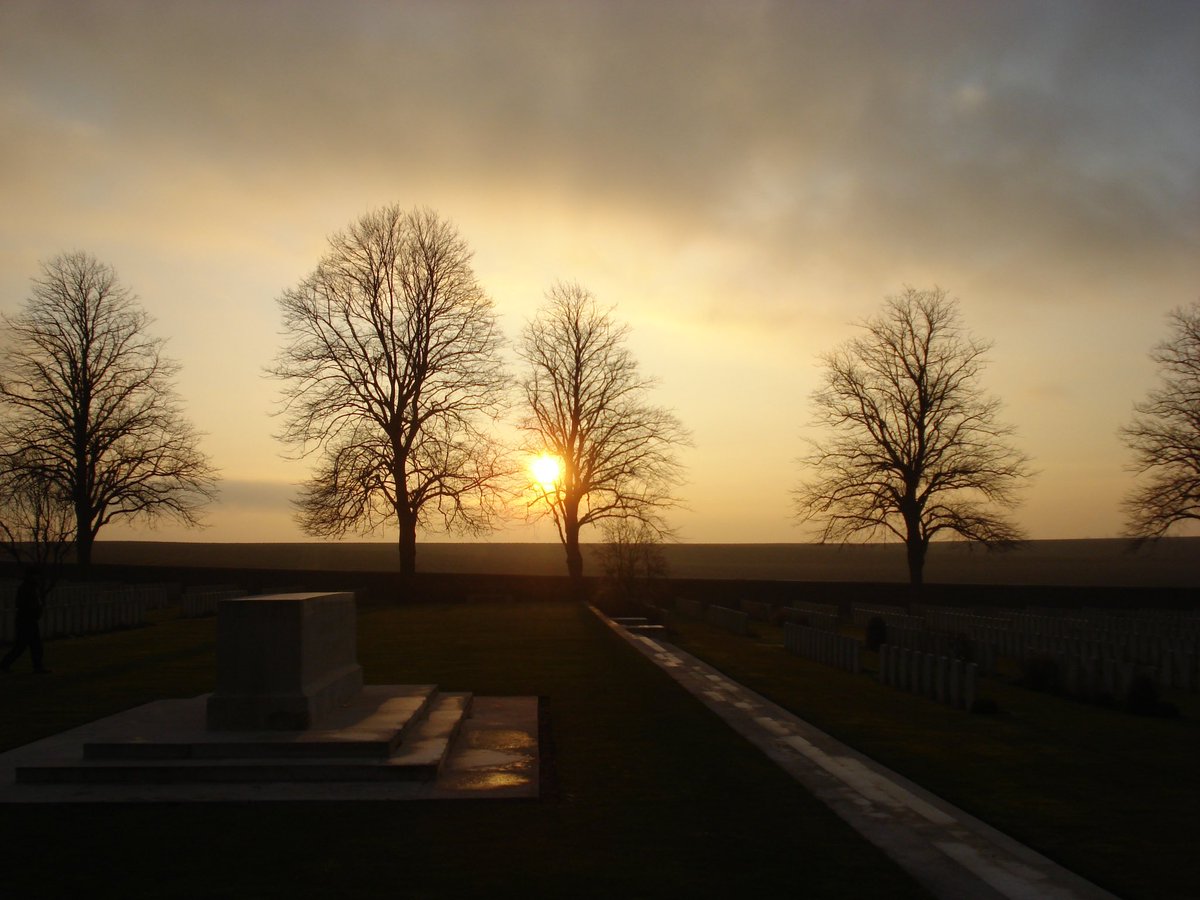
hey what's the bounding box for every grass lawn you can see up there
[664,614,1200,900]
[0,602,932,900]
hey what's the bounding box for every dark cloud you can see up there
[2,0,1195,313]
[5,3,1195,216]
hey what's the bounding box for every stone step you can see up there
[385,691,473,776]
[82,685,438,761]
[16,688,474,785]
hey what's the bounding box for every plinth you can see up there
[205,592,364,731]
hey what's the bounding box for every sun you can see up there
[530,453,562,492]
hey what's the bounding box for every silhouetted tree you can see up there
[519,283,688,588]
[0,457,73,590]
[1122,302,1200,539]
[597,517,668,610]
[0,252,217,565]
[271,206,509,577]
[795,287,1031,586]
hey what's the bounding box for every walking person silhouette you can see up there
[1,568,49,673]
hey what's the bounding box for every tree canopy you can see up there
[270,205,509,577]
[795,287,1031,585]
[1122,302,1200,539]
[0,252,217,565]
[518,282,688,584]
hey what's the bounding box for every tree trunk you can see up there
[565,535,583,581]
[75,509,93,567]
[905,534,926,587]
[563,504,584,600]
[397,514,417,581]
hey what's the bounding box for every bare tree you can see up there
[519,283,688,586]
[270,206,509,577]
[597,517,668,610]
[1121,302,1200,539]
[0,458,74,589]
[0,252,218,566]
[795,287,1031,586]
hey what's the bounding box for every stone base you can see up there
[6,686,538,797]
[87,684,437,761]
[205,664,364,732]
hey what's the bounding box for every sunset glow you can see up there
[1,2,1197,544]
[530,454,562,493]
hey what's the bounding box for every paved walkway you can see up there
[597,612,1120,900]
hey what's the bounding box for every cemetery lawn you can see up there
[664,615,1200,900]
[0,602,933,900]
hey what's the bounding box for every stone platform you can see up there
[1,688,538,801]
[3,591,538,801]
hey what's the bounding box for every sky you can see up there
[0,0,1197,545]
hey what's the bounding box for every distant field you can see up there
[92,537,1200,587]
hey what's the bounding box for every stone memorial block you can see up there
[206,592,364,731]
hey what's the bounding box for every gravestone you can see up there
[205,592,364,731]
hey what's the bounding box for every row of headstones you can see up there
[964,622,1197,684]
[875,605,1199,676]
[778,606,840,631]
[680,600,980,712]
[1038,607,1200,638]
[675,596,841,633]
[851,605,925,630]
[52,582,179,611]
[922,608,1013,635]
[783,623,860,674]
[1021,639,1196,693]
[1039,648,1190,699]
[180,588,249,619]
[0,581,180,610]
[791,599,841,619]
[878,644,978,711]
[883,624,998,676]
[706,604,750,636]
[731,598,841,631]
[902,603,1200,643]
[1021,629,1198,664]
[1088,630,1199,660]
[0,595,148,642]
[740,599,774,621]
[1009,612,1198,643]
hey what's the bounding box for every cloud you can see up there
[1,0,1197,541]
